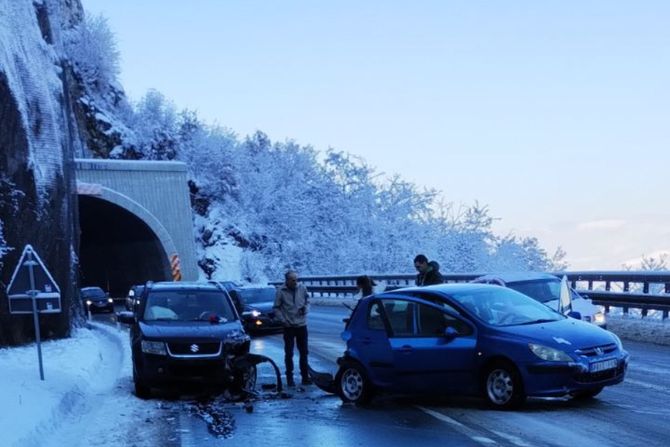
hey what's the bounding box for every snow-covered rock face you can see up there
[0,0,84,345]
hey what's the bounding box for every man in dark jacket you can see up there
[414,254,444,286]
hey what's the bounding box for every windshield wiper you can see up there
[519,318,559,325]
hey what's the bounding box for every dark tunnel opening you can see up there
[78,195,170,297]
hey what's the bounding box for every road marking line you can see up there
[625,378,670,393]
[490,430,534,447]
[416,406,498,445]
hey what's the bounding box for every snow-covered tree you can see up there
[64,13,120,89]
[127,90,180,160]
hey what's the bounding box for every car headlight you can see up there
[85,300,92,306]
[593,312,606,326]
[243,309,262,318]
[529,343,573,362]
[107,298,114,303]
[141,340,167,355]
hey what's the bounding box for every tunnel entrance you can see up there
[78,195,170,297]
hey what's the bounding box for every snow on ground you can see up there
[0,322,162,447]
[607,314,670,346]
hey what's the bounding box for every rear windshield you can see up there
[239,287,276,304]
[81,288,105,299]
[143,290,236,322]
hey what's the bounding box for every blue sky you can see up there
[83,0,670,270]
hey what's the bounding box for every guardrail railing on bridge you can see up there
[271,271,670,319]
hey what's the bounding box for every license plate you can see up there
[590,358,617,373]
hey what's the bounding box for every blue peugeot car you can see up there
[329,283,628,409]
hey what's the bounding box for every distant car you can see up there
[81,286,114,313]
[116,281,253,398]
[213,281,245,315]
[125,284,146,311]
[327,283,628,408]
[230,285,283,334]
[471,272,607,328]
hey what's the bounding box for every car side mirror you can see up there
[567,311,582,320]
[443,326,459,341]
[116,311,136,325]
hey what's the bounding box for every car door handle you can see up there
[400,345,413,353]
[361,337,372,345]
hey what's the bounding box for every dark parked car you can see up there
[116,281,254,398]
[326,283,628,409]
[230,285,282,334]
[81,286,114,313]
[213,280,245,315]
[125,284,146,311]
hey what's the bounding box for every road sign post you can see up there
[6,245,62,381]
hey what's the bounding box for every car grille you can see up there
[166,363,225,378]
[574,343,617,357]
[575,363,625,383]
[167,342,221,357]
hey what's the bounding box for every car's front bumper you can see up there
[88,301,114,312]
[243,315,283,333]
[521,352,629,397]
[136,353,235,386]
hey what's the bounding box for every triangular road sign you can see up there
[6,245,61,314]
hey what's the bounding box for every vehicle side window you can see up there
[382,299,414,337]
[367,301,386,330]
[407,292,461,315]
[416,302,473,337]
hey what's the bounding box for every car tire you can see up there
[572,386,603,400]
[483,361,526,410]
[335,361,373,405]
[133,364,151,399]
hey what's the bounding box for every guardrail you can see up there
[271,271,670,319]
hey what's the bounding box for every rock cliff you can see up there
[0,0,86,344]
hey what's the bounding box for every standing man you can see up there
[273,270,312,386]
[414,254,444,286]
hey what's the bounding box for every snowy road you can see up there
[71,306,670,447]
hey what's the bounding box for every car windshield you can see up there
[143,290,236,322]
[81,288,105,299]
[450,287,563,326]
[129,286,145,297]
[506,279,560,304]
[238,287,275,304]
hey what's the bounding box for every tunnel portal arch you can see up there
[75,159,197,297]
